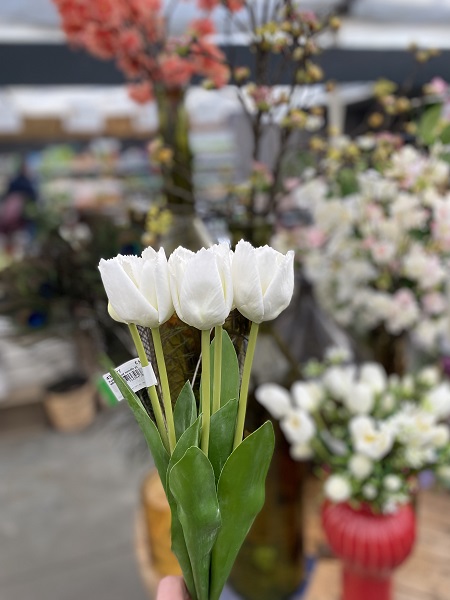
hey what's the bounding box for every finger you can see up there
[157,576,190,599]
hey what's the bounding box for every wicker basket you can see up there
[141,469,181,578]
[44,375,96,432]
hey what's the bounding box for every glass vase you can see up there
[155,87,195,210]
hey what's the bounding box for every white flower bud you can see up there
[324,474,352,503]
[383,474,402,492]
[348,454,373,480]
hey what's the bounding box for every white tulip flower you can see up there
[324,474,352,503]
[232,240,294,323]
[350,415,394,460]
[168,243,233,330]
[291,381,323,413]
[255,383,292,419]
[99,247,174,328]
[280,408,316,445]
[348,454,373,480]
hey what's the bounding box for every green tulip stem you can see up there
[212,325,223,415]
[151,327,176,454]
[128,323,169,453]
[233,321,260,450]
[201,329,211,456]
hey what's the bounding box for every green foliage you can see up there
[109,368,169,489]
[209,399,239,481]
[117,331,274,600]
[170,448,221,600]
[166,415,201,599]
[210,421,275,600]
[209,330,240,408]
[173,381,198,440]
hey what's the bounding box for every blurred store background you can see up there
[2,1,450,600]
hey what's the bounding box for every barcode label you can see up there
[103,358,150,401]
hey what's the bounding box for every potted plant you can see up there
[256,349,450,600]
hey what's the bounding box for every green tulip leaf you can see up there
[173,381,198,441]
[166,416,201,600]
[109,369,169,493]
[210,421,275,600]
[169,447,222,600]
[209,399,238,481]
[210,330,240,407]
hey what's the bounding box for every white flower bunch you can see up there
[99,240,294,453]
[256,349,450,513]
[98,241,296,600]
[276,142,450,353]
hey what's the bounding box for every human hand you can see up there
[156,576,190,600]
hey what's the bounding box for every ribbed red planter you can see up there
[322,502,416,600]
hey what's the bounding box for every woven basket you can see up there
[141,469,181,578]
[44,376,96,432]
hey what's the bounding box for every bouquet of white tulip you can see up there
[256,349,450,514]
[98,240,294,600]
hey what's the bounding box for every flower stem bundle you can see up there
[99,240,294,600]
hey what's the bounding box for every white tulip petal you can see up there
[99,247,174,328]
[168,244,232,330]
[211,243,234,311]
[262,250,295,321]
[141,247,174,326]
[99,257,159,326]
[232,240,264,322]
[108,302,126,323]
[256,246,281,294]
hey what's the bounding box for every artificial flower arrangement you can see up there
[98,239,294,600]
[256,348,450,514]
[273,140,450,353]
[54,0,337,222]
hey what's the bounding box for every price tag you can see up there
[103,358,154,401]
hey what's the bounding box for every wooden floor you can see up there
[304,484,450,600]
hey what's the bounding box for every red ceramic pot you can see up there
[322,501,416,600]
